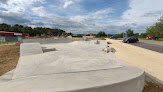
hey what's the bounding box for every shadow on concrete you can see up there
[42,48,57,53]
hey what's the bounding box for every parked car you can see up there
[146,35,159,40]
[146,35,153,40]
[110,35,118,39]
[123,36,139,43]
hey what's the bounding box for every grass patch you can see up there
[94,37,106,40]
[157,38,163,41]
[139,38,147,40]
[0,41,18,45]
[101,38,106,40]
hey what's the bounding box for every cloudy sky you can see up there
[0,0,163,34]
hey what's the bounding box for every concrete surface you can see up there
[23,38,72,44]
[0,40,144,92]
[106,39,163,84]
[0,69,15,83]
[20,43,43,56]
[130,40,163,53]
[13,41,122,79]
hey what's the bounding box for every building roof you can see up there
[83,34,95,36]
[0,31,28,36]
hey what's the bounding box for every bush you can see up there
[139,33,147,38]
[96,31,107,37]
[118,33,123,38]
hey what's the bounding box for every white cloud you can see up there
[0,0,163,34]
[49,5,56,8]
[0,10,32,25]
[0,0,46,26]
[97,0,163,33]
[0,0,7,4]
[120,0,163,26]
[31,6,45,16]
[0,0,46,13]
[70,8,113,24]
[63,1,74,8]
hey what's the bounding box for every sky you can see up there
[0,0,163,34]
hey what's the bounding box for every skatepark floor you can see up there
[0,40,162,92]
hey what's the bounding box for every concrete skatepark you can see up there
[0,38,144,92]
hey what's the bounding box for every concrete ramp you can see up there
[0,40,144,92]
[23,38,72,44]
[0,69,15,83]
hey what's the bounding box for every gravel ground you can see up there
[143,75,163,92]
[0,42,21,76]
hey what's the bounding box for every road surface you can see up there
[129,40,163,53]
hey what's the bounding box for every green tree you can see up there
[67,32,73,36]
[0,23,11,31]
[134,33,139,37]
[140,33,147,38]
[146,26,158,36]
[155,22,163,37]
[57,31,62,37]
[126,29,134,37]
[96,31,107,37]
[118,33,123,38]
[146,15,163,38]
[10,24,23,33]
[23,26,32,33]
[0,23,67,37]
[47,30,52,36]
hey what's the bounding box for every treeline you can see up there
[146,16,163,38]
[0,23,68,36]
[118,16,163,38]
[118,29,147,38]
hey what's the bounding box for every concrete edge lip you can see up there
[0,67,144,92]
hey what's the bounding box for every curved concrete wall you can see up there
[71,74,144,92]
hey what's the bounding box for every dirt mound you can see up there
[143,81,163,92]
[0,42,21,76]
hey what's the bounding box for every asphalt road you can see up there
[129,40,163,53]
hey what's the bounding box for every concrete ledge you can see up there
[20,43,43,56]
[23,38,72,44]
